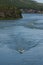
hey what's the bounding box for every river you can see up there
[0,13,43,65]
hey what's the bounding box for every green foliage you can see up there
[0,0,43,10]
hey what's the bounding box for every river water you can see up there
[0,14,43,65]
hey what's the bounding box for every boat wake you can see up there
[25,20,43,30]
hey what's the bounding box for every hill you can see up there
[0,0,43,10]
[0,0,38,8]
[0,0,43,15]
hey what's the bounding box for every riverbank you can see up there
[0,7,22,20]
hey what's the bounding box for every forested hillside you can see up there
[0,0,22,19]
[0,0,37,8]
[0,0,43,10]
[0,0,43,19]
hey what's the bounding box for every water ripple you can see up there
[25,20,43,30]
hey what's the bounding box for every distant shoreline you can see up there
[20,9,43,14]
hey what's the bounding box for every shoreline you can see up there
[20,9,43,14]
[0,7,22,20]
[0,17,22,20]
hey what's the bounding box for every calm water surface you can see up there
[0,14,43,65]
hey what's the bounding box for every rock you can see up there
[18,48,25,54]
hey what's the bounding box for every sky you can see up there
[35,0,43,3]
